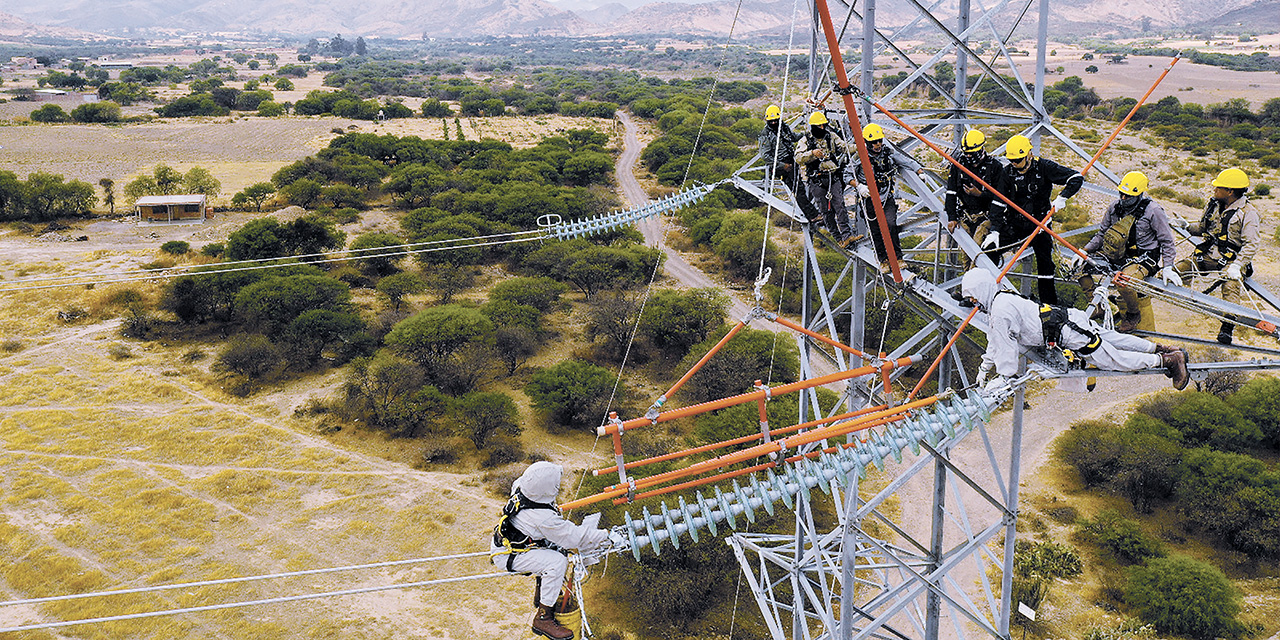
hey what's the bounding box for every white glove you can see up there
[982,375,1010,396]
[857,183,871,198]
[1160,266,1182,287]
[1169,216,1188,229]
[981,231,1001,251]
[1051,195,1068,211]
[608,530,628,550]
[976,362,994,386]
[1226,263,1242,281]
[1064,251,1084,269]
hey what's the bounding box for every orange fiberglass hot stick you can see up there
[597,355,920,437]
[592,404,890,477]
[904,56,1183,400]
[812,0,904,283]
[563,393,941,510]
[596,398,933,506]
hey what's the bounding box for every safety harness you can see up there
[1038,303,1102,366]
[491,490,563,571]
[800,129,847,181]
[1192,201,1253,276]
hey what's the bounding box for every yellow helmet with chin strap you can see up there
[961,129,986,153]
[1212,167,1249,190]
[1004,135,1033,160]
[764,104,781,121]
[808,111,829,126]
[863,123,885,142]
[1118,171,1148,196]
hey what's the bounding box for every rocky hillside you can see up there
[1,0,1269,41]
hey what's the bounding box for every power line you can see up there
[0,571,519,634]
[0,551,491,608]
[0,234,543,293]
[0,229,545,287]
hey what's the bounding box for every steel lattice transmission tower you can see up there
[722,0,1115,637]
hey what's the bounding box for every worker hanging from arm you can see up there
[944,128,1003,268]
[984,134,1084,305]
[794,111,857,247]
[490,461,619,640]
[1077,171,1179,333]
[959,268,1190,391]
[1171,167,1262,345]
[758,104,823,225]
[853,123,926,272]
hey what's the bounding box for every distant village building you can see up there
[135,195,210,223]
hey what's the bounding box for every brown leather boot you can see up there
[1161,350,1189,391]
[532,604,573,639]
[1116,313,1141,333]
[1153,344,1180,355]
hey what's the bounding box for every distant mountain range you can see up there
[0,0,1267,41]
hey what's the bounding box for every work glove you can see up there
[857,183,871,198]
[1160,266,1182,287]
[981,231,1001,252]
[1169,216,1188,229]
[982,375,1010,397]
[1064,251,1084,270]
[1051,195,1068,211]
[975,362,994,386]
[1226,263,1242,281]
[608,529,628,550]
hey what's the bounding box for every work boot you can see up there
[1161,350,1189,391]
[1153,344,1181,355]
[532,604,573,639]
[1116,313,1141,334]
[837,234,857,249]
[1217,322,1234,345]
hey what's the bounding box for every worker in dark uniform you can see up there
[984,134,1083,305]
[758,104,822,225]
[794,111,856,247]
[852,122,925,270]
[1077,171,1180,332]
[944,128,1002,267]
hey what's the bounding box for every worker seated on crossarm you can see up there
[490,461,618,640]
[959,268,1190,391]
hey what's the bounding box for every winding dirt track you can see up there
[616,111,771,330]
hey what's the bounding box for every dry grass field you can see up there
[0,289,604,639]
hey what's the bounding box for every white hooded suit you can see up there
[490,461,609,604]
[960,269,1161,377]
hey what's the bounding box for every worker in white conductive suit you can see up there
[490,461,622,639]
[959,268,1190,392]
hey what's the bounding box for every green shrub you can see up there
[1255,184,1271,196]
[216,334,283,379]
[677,327,799,403]
[160,240,190,255]
[1124,555,1244,639]
[525,359,617,432]
[482,432,525,468]
[1055,419,1122,485]
[1077,510,1165,564]
[1166,391,1262,450]
[200,243,224,257]
[1230,376,1280,447]
[30,104,70,123]
[1011,539,1082,612]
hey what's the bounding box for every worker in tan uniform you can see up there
[1171,168,1262,345]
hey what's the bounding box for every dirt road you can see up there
[616,111,772,330]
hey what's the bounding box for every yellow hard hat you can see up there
[1004,135,1032,160]
[961,129,986,153]
[808,111,828,126]
[765,104,781,121]
[863,123,885,142]
[1211,167,1250,190]
[1118,171,1148,196]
